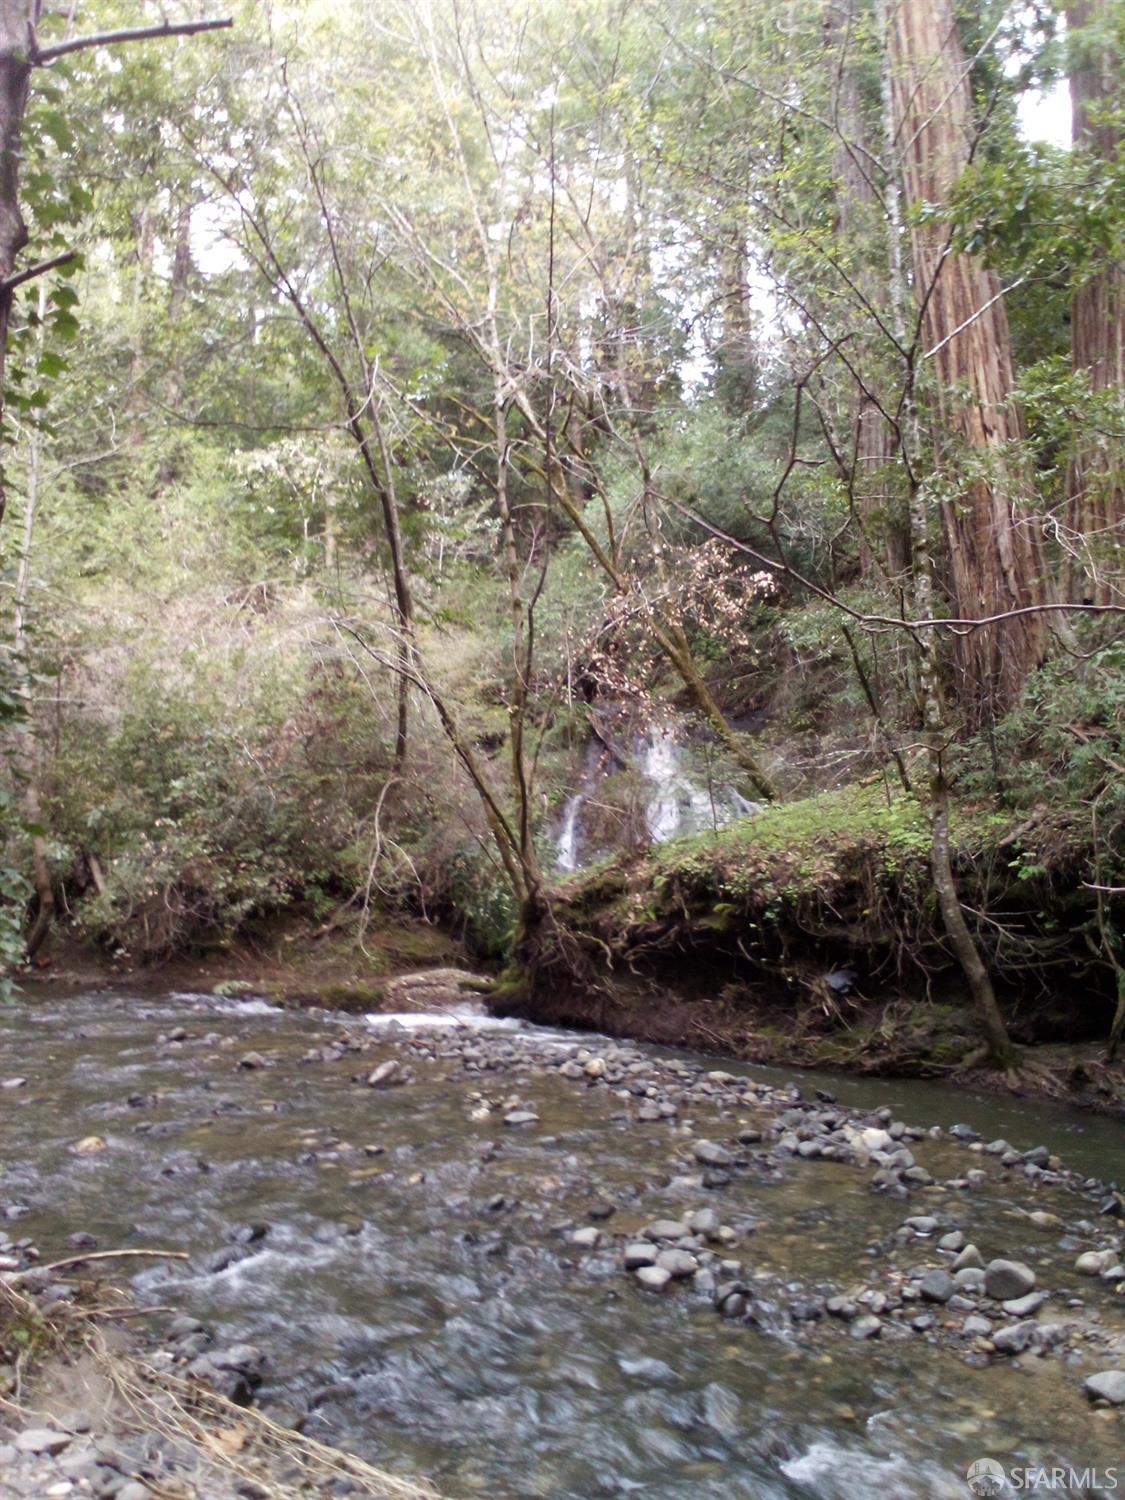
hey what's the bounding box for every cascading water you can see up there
[555,718,763,873]
[642,727,725,842]
[555,736,610,874]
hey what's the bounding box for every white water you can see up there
[363,1003,577,1043]
[642,728,723,842]
[555,722,764,873]
[364,1002,525,1033]
[556,794,583,874]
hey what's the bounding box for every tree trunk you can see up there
[14,286,54,957]
[1065,0,1124,606]
[907,430,1017,1068]
[874,13,1017,1068]
[0,1,34,524]
[886,0,1048,724]
[829,1,904,578]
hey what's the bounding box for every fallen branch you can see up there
[11,1248,189,1281]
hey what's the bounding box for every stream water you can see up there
[1,988,1123,1499]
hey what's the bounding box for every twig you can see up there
[11,1249,189,1280]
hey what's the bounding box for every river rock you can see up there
[701,1382,741,1439]
[503,1110,539,1127]
[1027,1211,1061,1229]
[717,1288,749,1318]
[693,1140,733,1168]
[859,1127,893,1153]
[850,1314,882,1340]
[938,1231,965,1252]
[72,1136,107,1156]
[14,1429,71,1456]
[624,1242,657,1269]
[188,1343,264,1403]
[984,1259,1036,1300]
[919,1269,955,1304]
[1076,1249,1116,1276]
[238,1051,268,1070]
[687,1208,720,1238]
[644,1219,689,1241]
[826,1296,857,1320]
[635,1265,672,1292]
[1002,1292,1047,1317]
[952,1244,984,1271]
[991,1320,1036,1355]
[366,1060,401,1088]
[963,1314,993,1337]
[570,1227,600,1249]
[904,1216,938,1236]
[655,1248,698,1279]
[1084,1371,1125,1405]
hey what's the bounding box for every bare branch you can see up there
[0,250,76,293]
[33,17,232,65]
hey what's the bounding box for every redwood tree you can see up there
[1066,0,1124,605]
[886,0,1048,723]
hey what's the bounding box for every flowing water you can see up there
[2,988,1123,1499]
[555,724,762,873]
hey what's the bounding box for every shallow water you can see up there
[1,990,1122,1499]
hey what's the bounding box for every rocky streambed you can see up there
[1,985,1123,1498]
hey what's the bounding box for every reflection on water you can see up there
[1,988,1121,1499]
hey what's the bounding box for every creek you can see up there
[1,988,1122,1499]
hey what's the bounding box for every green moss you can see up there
[317,980,389,1012]
[376,921,459,966]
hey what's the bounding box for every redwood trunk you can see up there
[1066,0,1124,605]
[887,0,1048,722]
[829,3,902,576]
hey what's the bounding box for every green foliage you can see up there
[649,784,931,908]
[447,846,517,959]
[0,0,1118,1005]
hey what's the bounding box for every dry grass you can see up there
[0,1277,443,1500]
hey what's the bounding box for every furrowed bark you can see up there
[1065,0,1124,606]
[886,0,1048,725]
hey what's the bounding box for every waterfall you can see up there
[555,736,607,874]
[642,728,738,843]
[554,718,763,874]
[556,790,584,874]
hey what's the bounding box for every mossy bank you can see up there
[497,784,1124,1107]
